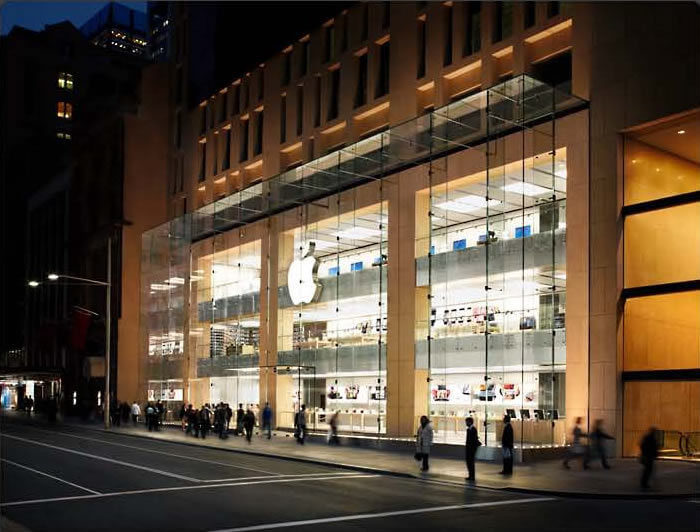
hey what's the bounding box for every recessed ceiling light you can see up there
[435,195,501,214]
[502,182,551,197]
[677,130,686,135]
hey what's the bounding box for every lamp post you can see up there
[39,236,113,429]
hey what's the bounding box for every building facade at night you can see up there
[121,2,700,456]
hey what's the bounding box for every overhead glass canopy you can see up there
[191,75,586,241]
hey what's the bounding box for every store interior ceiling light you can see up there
[333,226,382,240]
[435,195,501,214]
[502,182,551,197]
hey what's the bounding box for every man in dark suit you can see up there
[465,416,480,481]
[500,414,514,475]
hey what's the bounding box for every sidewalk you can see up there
[99,423,699,499]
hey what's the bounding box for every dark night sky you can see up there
[1,1,146,35]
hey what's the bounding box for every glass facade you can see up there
[139,76,585,444]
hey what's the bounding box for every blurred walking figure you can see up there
[639,427,659,490]
[328,411,340,445]
[563,416,587,469]
[584,419,614,469]
[261,402,272,439]
[225,403,233,433]
[500,414,514,475]
[294,405,307,444]
[130,401,141,426]
[243,407,256,443]
[146,402,156,431]
[236,404,245,436]
[415,415,434,472]
[465,416,481,481]
[199,404,211,439]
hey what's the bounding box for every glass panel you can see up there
[624,291,700,371]
[624,203,700,288]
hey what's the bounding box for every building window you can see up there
[231,85,240,115]
[222,129,231,170]
[254,110,263,156]
[493,2,513,43]
[200,106,206,134]
[58,72,74,90]
[464,2,481,56]
[382,2,390,29]
[240,81,248,113]
[417,17,426,79]
[208,102,214,129]
[56,131,72,140]
[257,72,264,101]
[341,14,349,52]
[198,144,206,181]
[239,118,249,162]
[296,84,304,136]
[547,1,560,17]
[375,41,390,98]
[361,4,369,41]
[314,76,321,127]
[531,50,572,89]
[524,1,536,28]
[280,94,287,143]
[213,132,219,174]
[444,4,453,66]
[327,68,340,121]
[218,96,226,123]
[57,101,72,119]
[324,24,335,63]
[300,40,310,76]
[282,52,291,86]
[355,52,368,108]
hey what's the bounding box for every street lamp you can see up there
[28,280,40,287]
[45,237,113,429]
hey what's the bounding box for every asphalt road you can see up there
[0,419,697,532]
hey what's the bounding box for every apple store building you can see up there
[140,77,591,448]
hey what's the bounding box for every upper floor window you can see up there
[327,68,340,121]
[381,2,391,29]
[56,131,72,140]
[524,1,536,28]
[464,2,481,56]
[58,72,73,90]
[324,24,336,63]
[57,101,72,119]
[547,1,560,17]
[444,4,453,66]
[355,52,368,107]
[417,17,426,79]
[282,51,292,86]
[493,2,513,43]
[375,41,390,98]
[300,39,310,76]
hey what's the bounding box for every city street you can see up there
[0,420,697,531]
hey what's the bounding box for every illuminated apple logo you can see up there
[287,242,322,305]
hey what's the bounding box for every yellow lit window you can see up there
[57,101,73,119]
[58,72,74,90]
[56,132,72,140]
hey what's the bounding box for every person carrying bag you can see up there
[415,415,434,472]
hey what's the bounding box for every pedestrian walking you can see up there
[146,402,156,431]
[225,403,233,433]
[465,416,481,481]
[179,404,187,431]
[236,404,245,436]
[156,400,165,430]
[261,402,272,439]
[500,414,514,475]
[328,411,340,445]
[584,419,614,469]
[130,401,141,426]
[415,415,434,472]
[639,426,659,490]
[563,416,587,469]
[200,404,211,439]
[294,405,307,444]
[243,407,255,443]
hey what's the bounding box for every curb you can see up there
[98,427,699,500]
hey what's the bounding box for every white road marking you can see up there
[0,474,377,507]
[209,497,557,531]
[2,433,199,482]
[202,472,360,483]
[1,458,102,495]
[6,426,278,476]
